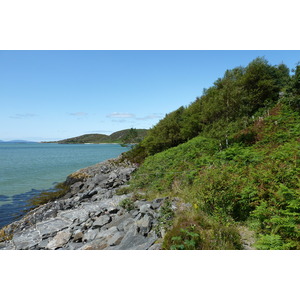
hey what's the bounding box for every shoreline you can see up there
[0,156,173,250]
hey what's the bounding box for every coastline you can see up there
[0,156,174,250]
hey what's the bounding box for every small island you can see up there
[42,128,148,144]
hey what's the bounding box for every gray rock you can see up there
[117,217,135,232]
[80,226,119,250]
[82,229,99,242]
[139,204,151,214]
[95,226,119,240]
[136,215,152,235]
[73,231,84,242]
[115,234,148,250]
[79,238,108,250]
[131,210,139,218]
[150,198,164,210]
[13,228,41,250]
[148,243,162,250]
[59,209,89,224]
[107,231,125,246]
[71,182,84,193]
[93,215,111,228]
[38,238,50,249]
[81,202,103,213]
[46,229,72,249]
[36,218,71,239]
[134,233,158,250]
[93,174,109,185]
[42,208,58,220]
[68,242,84,250]
[0,241,14,250]
[134,212,143,220]
[106,207,119,214]
[102,213,127,229]
[82,219,93,229]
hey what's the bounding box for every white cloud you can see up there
[107,112,136,118]
[136,113,164,120]
[69,112,88,117]
[9,113,37,119]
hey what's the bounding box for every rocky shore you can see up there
[0,158,176,250]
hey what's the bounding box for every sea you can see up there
[0,143,128,229]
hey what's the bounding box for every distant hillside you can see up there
[48,129,148,144]
[0,140,36,143]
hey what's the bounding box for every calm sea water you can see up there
[0,143,128,228]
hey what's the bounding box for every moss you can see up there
[28,182,71,207]
[0,227,13,242]
[115,186,132,195]
[66,171,90,185]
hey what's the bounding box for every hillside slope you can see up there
[123,58,300,250]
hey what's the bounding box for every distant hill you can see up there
[0,140,36,143]
[46,129,148,144]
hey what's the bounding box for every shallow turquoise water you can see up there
[0,143,127,228]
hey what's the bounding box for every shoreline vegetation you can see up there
[1,57,299,250]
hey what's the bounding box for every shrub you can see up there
[119,198,135,211]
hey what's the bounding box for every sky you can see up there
[1,50,300,142]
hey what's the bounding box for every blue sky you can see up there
[1,50,299,142]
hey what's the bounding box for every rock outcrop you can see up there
[0,158,176,250]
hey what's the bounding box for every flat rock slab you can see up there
[81,202,103,213]
[93,215,111,228]
[36,218,71,238]
[47,230,72,249]
[13,228,41,250]
[58,209,89,224]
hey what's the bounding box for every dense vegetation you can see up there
[124,58,300,250]
[46,128,148,144]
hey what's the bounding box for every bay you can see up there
[0,143,128,228]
